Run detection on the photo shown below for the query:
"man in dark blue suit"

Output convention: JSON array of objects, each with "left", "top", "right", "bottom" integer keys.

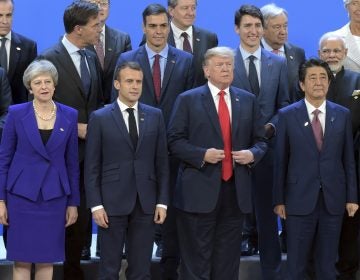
[
  {"left": 0, "top": 0, "right": 37, "bottom": 104},
  {"left": 232, "top": 5, "right": 289, "bottom": 279},
  {"left": 260, "top": 3, "right": 306, "bottom": 103},
  {"left": 168, "top": 46, "right": 267, "bottom": 280},
  {"left": 85, "top": 61, "right": 169, "bottom": 280},
  {"left": 40, "top": 2, "right": 104, "bottom": 279},
  {"left": 113, "top": 4, "right": 194, "bottom": 279},
  {"left": 273, "top": 58, "right": 359, "bottom": 280},
  {"left": 318, "top": 32, "right": 360, "bottom": 280},
  {"left": 167, "top": 0, "right": 218, "bottom": 87}
]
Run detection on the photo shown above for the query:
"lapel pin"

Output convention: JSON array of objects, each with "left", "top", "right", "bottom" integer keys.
[
  {"left": 331, "top": 117, "right": 335, "bottom": 122},
  {"left": 304, "top": 122, "right": 308, "bottom": 126},
  {"left": 140, "top": 118, "right": 144, "bottom": 122},
  {"left": 171, "top": 60, "right": 175, "bottom": 64},
  {"left": 16, "top": 47, "right": 21, "bottom": 51},
  {"left": 108, "top": 48, "right": 112, "bottom": 51},
  {"left": 60, "top": 128, "right": 64, "bottom": 131},
  {"left": 289, "top": 55, "right": 294, "bottom": 60},
  {"left": 196, "top": 38, "right": 200, "bottom": 42},
  {"left": 235, "top": 98, "right": 239, "bottom": 102}
]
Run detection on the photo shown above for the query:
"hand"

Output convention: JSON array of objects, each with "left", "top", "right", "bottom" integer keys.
[
  {"left": 0, "top": 201, "right": 8, "bottom": 225},
  {"left": 93, "top": 208, "right": 109, "bottom": 228},
  {"left": 203, "top": 148, "right": 225, "bottom": 164},
  {"left": 154, "top": 207, "right": 167, "bottom": 224},
  {"left": 78, "top": 123, "right": 88, "bottom": 139},
  {"left": 65, "top": 206, "right": 78, "bottom": 227},
  {"left": 274, "top": 204, "right": 286, "bottom": 220},
  {"left": 232, "top": 150, "right": 254, "bottom": 165},
  {"left": 264, "top": 124, "right": 275, "bottom": 139},
  {"left": 346, "top": 203, "right": 359, "bottom": 217}
]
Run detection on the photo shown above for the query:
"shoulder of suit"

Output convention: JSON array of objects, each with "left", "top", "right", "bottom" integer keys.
[
  {"left": 168, "top": 45, "right": 193, "bottom": 59},
  {"left": 8, "top": 102, "right": 31, "bottom": 116},
  {"left": 327, "top": 100, "right": 349, "bottom": 113},
  {"left": 230, "top": 86, "right": 255, "bottom": 100},
  {"left": 56, "top": 102, "right": 78, "bottom": 116},
  {"left": 105, "top": 25, "right": 130, "bottom": 38},
  {"left": 285, "top": 42, "right": 305, "bottom": 54},
  {"left": 11, "top": 31, "right": 37, "bottom": 46},
  {"left": 139, "top": 102, "right": 161, "bottom": 114},
  {"left": 193, "top": 25, "right": 217, "bottom": 38}
]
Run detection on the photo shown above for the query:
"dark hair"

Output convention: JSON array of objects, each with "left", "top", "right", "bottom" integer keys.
[
  {"left": 142, "top": 4, "right": 169, "bottom": 25},
  {"left": 63, "top": 1, "right": 99, "bottom": 33},
  {"left": 298, "top": 58, "right": 333, "bottom": 83},
  {"left": 234, "top": 4, "right": 264, "bottom": 27},
  {"left": 114, "top": 61, "right": 143, "bottom": 81}
]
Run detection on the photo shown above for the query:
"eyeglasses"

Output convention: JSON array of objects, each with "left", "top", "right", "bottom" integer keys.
[{"left": 88, "top": 0, "right": 109, "bottom": 7}]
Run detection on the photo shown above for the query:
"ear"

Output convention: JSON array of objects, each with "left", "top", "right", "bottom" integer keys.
[
  {"left": 234, "top": 25, "right": 240, "bottom": 35},
  {"left": 299, "top": 81, "right": 305, "bottom": 92},
  {"left": 113, "top": 79, "right": 121, "bottom": 90}
]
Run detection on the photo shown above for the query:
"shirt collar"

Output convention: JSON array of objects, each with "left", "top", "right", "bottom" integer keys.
[
  {"left": 261, "top": 38, "right": 285, "bottom": 53},
  {"left": 239, "top": 44, "right": 262, "bottom": 61},
  {"left": 208, "top": 81, "right": 230, "bottom": 99},
  {"left": 304, "top": 98, "right": 326, "bottom": 115},
  {"left": 145, "top": 43, "right": 169, "bottom": 60},
  {"left": 1, "top": 31, "right": 11, "bottom": 41},
  {"left": 117, "top": 98, "right": 139, "bottom": 112},
  {"left": 170, "top": 21, "right": 193, "bottom": 40},
  {"left": 62, "top": 35, "right": 82, "bottom": 54}
]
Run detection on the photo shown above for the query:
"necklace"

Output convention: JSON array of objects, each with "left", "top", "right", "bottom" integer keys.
[{"left": 33, "top": 100, "right": 57, "bottom": 121}]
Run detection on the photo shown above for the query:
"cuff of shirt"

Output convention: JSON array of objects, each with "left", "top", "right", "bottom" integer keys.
[
  {"left": 156, "top": 204, "right": 167, "bottom": 210},
  {"left": 91, "top": 205, "right": 104, "bottom": 213}
]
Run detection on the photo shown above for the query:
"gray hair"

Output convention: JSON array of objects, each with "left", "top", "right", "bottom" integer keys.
[
  {"left": 344, "top": 0, "right": 352, "bottom": 7},
  {"left": 23, "top": 59, "right": 58, "bottom": 90},
  {"left": 318, "top": 32, "right": 347, "bottom": 49},
  {"left": 260, "top": 3, "right": 288, "bottom": 27},
  {"left": 168, "top": 0, "right": 197, "bottom": 8},
  {"left": 203, "top": 47, "right": 235, "bottom": 66}
]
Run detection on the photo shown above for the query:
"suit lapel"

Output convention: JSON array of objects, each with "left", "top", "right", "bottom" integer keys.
[
  {"left": 167, "top": 28, "right": 176, "bottom": 47},
  {"left": 260, "top": 49, "right": 273, "bottom": 97},
  {"left": 104, "top": 25, "right": 114, "bottom": 71},
  {"left": 234, "top": 48, "right": 252, "bottom": 92},
  {"left": 21, "top": 103, "right": 50, "bottom": 160},
  {"left": 161, "top": 47, "right": 176, "bottom": 99},
  {"left": 137, "top": 104, "right": 147, "bottom": 152},
  {"left": 294, "top": 100, "right": 319, "bottom": 153},
  {"left": 322, "top": 101, "right": 336, "bottom": 152},
  {"left": 202, "top": 86, "right": 222, "bottom": 139},
  {"left": 192, "top": 26, "right": 201, "bottom": 55},
  {"left": 45, "top": 104, "right": 71, "bottom": 152},
  {"left": 230, "top": 88, "right": 241, "bottom": 137},
  {"left": 137, "top": 46, "right": 156, "bottom": 101},
  {"left": 8, "top": 32, "right": 22, "bottom": 81},
  {"left": 110, "top": 102, "right": 134, "bottom": 150}
]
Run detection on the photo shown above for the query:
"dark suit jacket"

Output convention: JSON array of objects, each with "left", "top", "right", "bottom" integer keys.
[
  {"left": 168, "top": 25, "right": 218, "bottom": 87},
  {"left": 0, "top": 67, "right": 12, "bottom": 134},
  {"left": 85, "top": 102, "right": 169, "bottom": 216},
  {"left": 112, "top": 45, "right": 194, "bottom": 125},
  {"left": 100, "top": 25, "right": 132, "bottom": 103},
  {"left": 273, "top": 100, "right": 357, "bottom": 215},
  {"left": 8, "top": 32, "right": 37, "bottom": 104},
  {"left": 326, "top": 67, "right": 360, "bottom": 137},
  {"left": 40, "top": 40, "right": 104, "bottom": 161},
  {"left": 0, "top": 102, "right": 79, "bottom": 205},
  {"left": 284, "top": 42, "right": 306, "bottom": 102},
  {"left": 167, "top": 85, "right": 267, "bottom": 214},
  {"left": 232, "top": 48, "right": 290, "bottom": 127}
]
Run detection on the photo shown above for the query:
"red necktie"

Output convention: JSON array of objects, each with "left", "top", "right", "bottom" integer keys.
[
  {"left": 218, "top": 91, "right": 233, "bottom": 181},
  {"left": 311, "top": 109, "right": 323, "bottom": 151},
  {"left": 181, "top": 32, "right": 192, "bottom": 53},
  {"left": 152, "top": 54, "right": 161, "bottom": 102}
]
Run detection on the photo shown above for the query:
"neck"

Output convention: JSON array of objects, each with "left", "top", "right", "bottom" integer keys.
[
  {"left": 146, "top": 43, "right": 166, "bottom": 53},
  {"left": 241, "top": 43, "right": 259, "bottom": 54},
  {"left": 306, "top": 97, "right": 325, "bottom": 108},
  {"left": 65, "top": 33, "right": 87, "bottom": 49}
]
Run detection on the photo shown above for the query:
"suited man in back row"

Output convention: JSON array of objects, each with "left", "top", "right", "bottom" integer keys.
[
  {"left": 40, "top": 1, "right": 104, "bottom": 279},
  {"left": 274, "top": 58, "right": 359, "bottom": 280},
  {"left": 0, "top": 0, "right": 37, "bottom": 104}
]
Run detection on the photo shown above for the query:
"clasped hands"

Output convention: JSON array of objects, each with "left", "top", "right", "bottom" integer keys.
[{"left": 203, "top": 148, "right": 254, "bottom": 165}]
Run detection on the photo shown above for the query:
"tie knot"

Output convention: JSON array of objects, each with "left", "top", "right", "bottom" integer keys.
[
  {"left": 218, "top": 90, "right": 226, "bottom": 97},
  {"left": 78, "top": 49, "right": 86, "bottom": 57},
  {"left": 1, "top": 37, "right": 6, "bottom": 44},
  {"left": 181, "top": 32, "right": 188, "bottom": 39},
  {"left": 312, "top": 109, "right": 320, "bottom": 117},
  {"left": 126, "top": 107, "right": 135, "bottom": 115},
  {"left": 249, "top": 55, "right": 256, "bottom": 62},
  {"left": 272, "top": 49, "right": 280, "bottom": 54}
]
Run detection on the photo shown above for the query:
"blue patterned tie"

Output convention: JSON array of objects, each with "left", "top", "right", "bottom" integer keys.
[{"left": 78, "top": 50, "right": 91, "bottom": 96}]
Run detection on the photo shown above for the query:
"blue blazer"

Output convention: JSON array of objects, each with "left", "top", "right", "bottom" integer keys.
[
  {"left": 85, "top": 102, "right": 169, "bottom": 216},
  {"left": 0, "top": 102, "right": 80, "bottom": 205},
  {"left": 232, "top": 47, "right": 290, "bottom": 127},
  {"left": 273, "top": 100, "right": 358, "bottom": 215},
  {"left": 167, "top": 85, "right": 267, "bottom": 213},
  {"left": 112, "top": 45, "right": 195, "bottom": 125}
]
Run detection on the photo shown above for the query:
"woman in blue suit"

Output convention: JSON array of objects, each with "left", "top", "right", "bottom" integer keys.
[{"left": 0, "top": 59, "right": 80, "bottom": 280}]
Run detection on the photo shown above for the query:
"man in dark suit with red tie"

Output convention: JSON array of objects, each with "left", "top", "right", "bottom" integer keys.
[
  {"left": 40, "top": 1, "right": 103, "bottom": 279},
  {"left": 85, "top": 61, "right": 169, "bottom": 280},
  {"left": 168, "top": 46, "right": 267, "bottom": 280},
  {"left": 0, "top": 0, "right": 37, "bottom": 104},
  {"left": 273, "top": 58, "right": 359, "bottom": 280}
]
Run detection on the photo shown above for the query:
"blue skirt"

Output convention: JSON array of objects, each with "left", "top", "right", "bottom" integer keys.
[{"left": 6, "top": 191, "right": 67, "bottom": 263}]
